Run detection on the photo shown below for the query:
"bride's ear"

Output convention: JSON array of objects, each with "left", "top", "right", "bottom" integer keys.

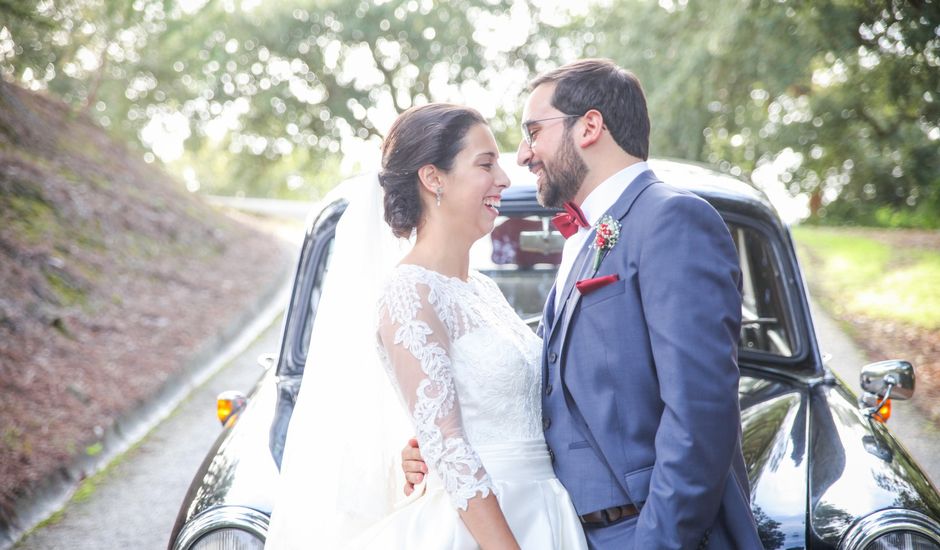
[{"left": 417, "top": 164, "right": 442, "bottom": 197}]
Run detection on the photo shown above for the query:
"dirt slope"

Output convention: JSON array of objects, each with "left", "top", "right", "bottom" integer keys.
[{"left": 0, "top": 81, "right": 288, "bottom": 525}]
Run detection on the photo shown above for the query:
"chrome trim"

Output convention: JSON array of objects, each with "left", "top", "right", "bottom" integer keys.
[
  {"left": 257, "top": 353, "right": 276, "bottom": 371},
  {"left": 839, "top": 508, "right": 940, "bottom": 550},
  {"left": 860, "top": 360, "right": 915, "bottom": 400},
  {"left": 172, "top": 505, "right": 269, "bottom": 550}
]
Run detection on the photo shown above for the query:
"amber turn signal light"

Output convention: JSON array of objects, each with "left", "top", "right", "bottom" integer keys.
[
  {"left": 217, "top": 391, "right": 247, "bottom": 425},
  {"left": 873, "top": 398, "right": 892, "bottom": 423}
]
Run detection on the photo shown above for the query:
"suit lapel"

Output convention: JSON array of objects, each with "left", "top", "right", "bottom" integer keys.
[
  {"left": 548, "top": 170, "right": 661, "bottom": 357},
  {"left": 547, "top": 239, "right": 593, "bottom": 342},
  {"left": 541, "top": 285, "right": 557, "bottom": 335},
  {"left": 557, "top": 246, "right": 600, "bottom": 341}
]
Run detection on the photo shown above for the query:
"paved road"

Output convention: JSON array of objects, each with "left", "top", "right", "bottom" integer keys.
[
  {"left": 13, "top": 319, "right": 282, "bottom": 550},
  {"left": 811, "top": 300, "right": 940, "bottom": 486}
]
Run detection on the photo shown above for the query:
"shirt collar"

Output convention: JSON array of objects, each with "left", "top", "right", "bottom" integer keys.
[{"left": 579, "top": 161, "right": 649, "bottom": 226}]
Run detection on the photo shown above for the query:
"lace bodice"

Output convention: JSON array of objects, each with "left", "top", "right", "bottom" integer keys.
[{"left": 376, "top": 264, "right": 543, "bottom": 510}]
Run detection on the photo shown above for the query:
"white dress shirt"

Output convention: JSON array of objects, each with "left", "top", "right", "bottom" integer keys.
[{"left": 554, "top": 161, "right": 649, "bottom": 312}]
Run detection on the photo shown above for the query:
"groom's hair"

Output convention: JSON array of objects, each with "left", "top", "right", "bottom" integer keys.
[{"left": 529, "top": 59, "right": 650, "bottom": 160}]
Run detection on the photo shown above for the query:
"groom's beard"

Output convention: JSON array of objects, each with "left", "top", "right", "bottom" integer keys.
[{"left": 537, "top": 128, "right": 588, "bottom": 208}]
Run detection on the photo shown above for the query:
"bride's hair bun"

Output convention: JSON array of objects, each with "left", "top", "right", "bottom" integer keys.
[{"left": 379, "top": 104, "right": 485, "bottom": 238}]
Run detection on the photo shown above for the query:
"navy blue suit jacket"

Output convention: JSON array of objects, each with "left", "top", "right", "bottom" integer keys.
[{"left": 540, "top": 170, "right": 762, "bottom": 549}]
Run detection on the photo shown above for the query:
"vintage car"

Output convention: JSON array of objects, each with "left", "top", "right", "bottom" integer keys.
[{"left": 168, "top": 158, "right": 940, "bottom": 550}]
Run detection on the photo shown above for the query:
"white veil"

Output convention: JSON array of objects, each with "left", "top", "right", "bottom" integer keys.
[{"left": 265, "top": 174, "right": 415, "bottom": 549}]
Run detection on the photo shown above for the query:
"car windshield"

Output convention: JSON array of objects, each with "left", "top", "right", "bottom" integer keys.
[{"left": 471, "top": 214, "right": 797, "bottom": 358}]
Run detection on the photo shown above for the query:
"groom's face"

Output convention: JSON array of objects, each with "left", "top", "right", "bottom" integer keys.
[{"left": 517, "top": 84, "right": 587, "bottom": 208}]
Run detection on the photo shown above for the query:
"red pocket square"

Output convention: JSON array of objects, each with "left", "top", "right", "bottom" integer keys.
[{"left": 576, "top": 274, "right": 620, "bottom": 295}]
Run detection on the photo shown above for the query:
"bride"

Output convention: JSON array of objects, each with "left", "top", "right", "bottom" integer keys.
[{"left": 264, "top": 103, "right": 587, "bottom": 549}]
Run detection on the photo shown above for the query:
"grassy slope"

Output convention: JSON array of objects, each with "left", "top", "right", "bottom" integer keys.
[
  {"left": 0, "top": 81, "right": 287, "bottom": 523},
  {"left": 793, "top": 225, "right": 940, "bottom": 421},
  {"left": 793, "top": 227, "right": 940, "bottom": 329}
]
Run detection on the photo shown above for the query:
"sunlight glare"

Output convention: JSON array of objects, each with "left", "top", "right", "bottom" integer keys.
[
  {"left": 751, "top": 151, "right": 810, "bottom": 225},
  {"left": 141, "top": 110, "right": 191, "bottom": 163}
]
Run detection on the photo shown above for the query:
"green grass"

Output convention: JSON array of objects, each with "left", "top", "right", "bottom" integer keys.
[
  {"left": 793, "top": 226, "right": 940, "bottom": 329},
  {"left": 44, "top": 270, "right": 87, "bottom": 308},
  {"left": 2, "top": 195, "right": 62, "bottom": 245}
]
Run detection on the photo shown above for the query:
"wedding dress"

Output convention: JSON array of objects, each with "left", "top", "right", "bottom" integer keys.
[
  {"left": 357, "top": 264, "right": 588, "bottom": 549},
  {"left": 264, "top": 175, "right": 586, "bottom": 549}
]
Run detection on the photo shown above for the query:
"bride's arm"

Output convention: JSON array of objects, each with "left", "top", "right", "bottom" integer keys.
[
  {"left": 378, "top": 282, "right": 519, "bottom": 550},
  {"left": 459, "top": 495, "right": 519, "bottom": 550}
]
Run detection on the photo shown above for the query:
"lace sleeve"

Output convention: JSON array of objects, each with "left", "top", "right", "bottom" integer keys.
[{"left": 377, "top": 275, "right": 494, "bottom": 511}]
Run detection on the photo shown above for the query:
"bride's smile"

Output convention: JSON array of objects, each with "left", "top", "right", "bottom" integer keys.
[{"left": 425, "top": 123, "right": 511, "bottom": 244}]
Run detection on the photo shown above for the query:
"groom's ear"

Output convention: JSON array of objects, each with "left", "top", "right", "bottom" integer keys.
[{"left": 577, "top": 109, "right": 605, "bottom": 148}]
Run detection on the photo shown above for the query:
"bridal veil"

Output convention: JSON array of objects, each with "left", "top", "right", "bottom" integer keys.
[{"left": 265, "top": 174, "right": 415, "bottom": 549}]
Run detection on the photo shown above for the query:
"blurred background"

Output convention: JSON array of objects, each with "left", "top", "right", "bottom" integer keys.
[{"left": 2, "top": 0, "right": 937, "bottom": 224}]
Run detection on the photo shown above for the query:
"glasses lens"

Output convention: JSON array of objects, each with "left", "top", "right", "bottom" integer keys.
[{"left": 522, "top": 115, "right": 579, "bottom": 145}]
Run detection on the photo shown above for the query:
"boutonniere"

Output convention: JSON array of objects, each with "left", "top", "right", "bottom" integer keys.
[{"left": 590, "top": 215, "right": 621, "bottom": 271}]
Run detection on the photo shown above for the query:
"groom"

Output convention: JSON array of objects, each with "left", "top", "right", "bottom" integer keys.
[{"left": 404, "top": 59, "right": 762, "bottom": 549}]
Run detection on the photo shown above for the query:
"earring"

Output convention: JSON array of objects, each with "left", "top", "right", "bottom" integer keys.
[{"left": 435, "top": 186, "right": 442, "bottom": 207}]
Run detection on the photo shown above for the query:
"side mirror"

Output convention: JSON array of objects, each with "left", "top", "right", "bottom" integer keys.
[
  {"left": 860, "top": 360, "right": 915, "bottom": 400},
  {"left": 859, "top": 360, "right": 915, "bottom": 423}
]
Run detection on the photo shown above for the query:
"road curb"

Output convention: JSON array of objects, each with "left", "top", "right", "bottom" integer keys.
[{"left": 1, "top": 255, "right": 294, "bottom": 550}]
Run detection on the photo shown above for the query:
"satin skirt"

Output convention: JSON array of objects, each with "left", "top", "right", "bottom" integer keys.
[{"left": 348, "top": 440, "right": 588, "bottom": 550}]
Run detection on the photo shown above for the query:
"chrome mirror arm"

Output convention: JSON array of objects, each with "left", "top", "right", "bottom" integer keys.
[{"left": 863, "top": 381, "right": 894, "bottom": 418}]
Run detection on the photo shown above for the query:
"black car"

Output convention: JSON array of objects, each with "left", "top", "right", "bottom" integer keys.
[{"left": 169, "top": 159, "right": 940, "bottom": 550}]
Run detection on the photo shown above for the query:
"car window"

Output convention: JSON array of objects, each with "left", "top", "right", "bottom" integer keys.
[
  {"left": 297, "top": 236, "right": 334, "bottom": 364},
  {"left": 471, "top": 215, "right": 560, "bottom": 322},
  {"left": 470, "top": 215, "right": 796, "bottom": 358},
  {"left": 728, "top": 223, "right": 796, "bottom": 358}
]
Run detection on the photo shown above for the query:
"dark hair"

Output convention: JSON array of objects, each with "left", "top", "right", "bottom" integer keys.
[
  {"left": 378, "top": 103, "right": 486, "bottom": 238},
  {"left": 529, "top": 58, "right": 650, "bottom": 160}
]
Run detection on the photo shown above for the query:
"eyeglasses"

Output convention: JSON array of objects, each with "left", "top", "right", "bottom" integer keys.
[{"left": 521, "top": 114, "right": 582, "bottom": 146}]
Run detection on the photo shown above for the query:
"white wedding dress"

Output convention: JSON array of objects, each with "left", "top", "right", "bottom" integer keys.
[
  {"left": 354, "top": 264, "right": 586, "bottom": 549},
  {"left": 264, "top": 175, "right": 586, "bottom": 550}
]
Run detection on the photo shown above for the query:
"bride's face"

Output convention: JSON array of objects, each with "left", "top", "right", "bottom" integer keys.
[{"left": 437, "top": 123, "right": 511, "bottom": 241}]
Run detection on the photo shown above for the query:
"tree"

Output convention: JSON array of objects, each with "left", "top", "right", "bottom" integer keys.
[
  {"left": 36, "top": 0, "right": 565, "bottom": 197},
  {"left": 788, "top": 0, "right": 940, "bottom": 226},
  {"left": 4, "top": 0, "right": 937, "bottom": 221},
  {"left": 578, "top": 0, "right": 939, "bottom": 226}
]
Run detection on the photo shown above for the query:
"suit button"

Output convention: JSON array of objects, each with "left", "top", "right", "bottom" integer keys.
[
  {"left": 543, "top": 417, "right": 551, "bottom": 430},
  {"left": 549, "top": 352, "right": 557, "bottom": 363},
  {"left": 545, "top": 383, "right": 553, "bottom": 396}
]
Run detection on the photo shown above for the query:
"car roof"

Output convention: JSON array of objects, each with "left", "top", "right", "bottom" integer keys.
[{"left": 498, "top": 156, "right": 783, "bottom": 227}]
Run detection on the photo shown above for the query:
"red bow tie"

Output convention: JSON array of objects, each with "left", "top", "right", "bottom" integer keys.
[{"left": 552, "top": 201, "right": 590, "bottom": 238}]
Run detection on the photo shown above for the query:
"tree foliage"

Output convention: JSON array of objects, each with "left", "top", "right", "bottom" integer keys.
[
  {"left": 2, "top": 0, "right": 938, "bottom": 225},
  {"left": 577, "top": 0, "right": 940, "bottom": 226}
]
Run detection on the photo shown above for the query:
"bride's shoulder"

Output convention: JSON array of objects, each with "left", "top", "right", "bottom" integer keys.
[
  {"left": 379, "top": 264, "right": 434, "bottom": 298},
  {"left": 385, "top": 263, "right": 432, "bottom": 284},
  {"left": 468, "top": 270, "right": 501, "bottom": 293}
]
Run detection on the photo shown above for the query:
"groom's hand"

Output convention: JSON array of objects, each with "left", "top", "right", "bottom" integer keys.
[{"left": 401, "top": 437, "right": 427, "bottom": 496}]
